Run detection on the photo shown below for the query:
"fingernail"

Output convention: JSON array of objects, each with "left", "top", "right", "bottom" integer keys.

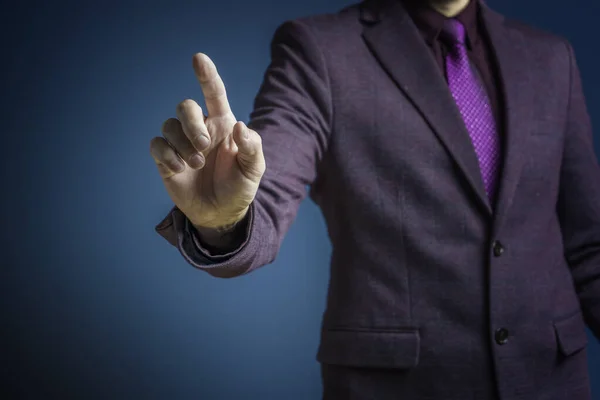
[{"left": 189, "top": 153, "right": 205, "bottom": 169}]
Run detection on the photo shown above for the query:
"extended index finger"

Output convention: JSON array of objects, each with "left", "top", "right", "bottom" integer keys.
[{"left": 192, "top": 53, "right": 232, "bottom": 118}]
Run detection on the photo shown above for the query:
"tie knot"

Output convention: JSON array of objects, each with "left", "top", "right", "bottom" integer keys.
[{"left": 441, "top": 19, "right": 466, "bottom": 46}]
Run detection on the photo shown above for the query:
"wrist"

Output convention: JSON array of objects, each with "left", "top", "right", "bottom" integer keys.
[
  {"left": 191, "top": 207, "right": 249, "bottom": 238},
  {"left": 193, "top": 222, "right": 238, "bottom": 241}
]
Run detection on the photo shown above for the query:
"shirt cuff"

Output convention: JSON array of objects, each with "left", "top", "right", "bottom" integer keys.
[{"left": 181, "top": 205, "right": 254, "bottom": 264}]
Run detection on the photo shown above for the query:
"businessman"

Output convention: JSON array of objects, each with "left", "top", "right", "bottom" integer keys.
[{"left": 149, "top": 0, "right": 600, "bottom": 398}]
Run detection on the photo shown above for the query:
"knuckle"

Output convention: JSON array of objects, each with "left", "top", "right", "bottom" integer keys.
[
  {"left": 188, "top": 134, "right": 200, "bottom": 146},
  {"left": 165, "top": 159, "right": 181, "bottom": 170},
  {"left": 157, "top": 143, "right": 173, "bottom": 160},
  {"left": 151, "top": 144, "right": 170, "bottom": 162},
  {"left": 164, "top": 152, "right": 183, "bottom": 170},
  {"left": 176, "top": 98, "right": 197, "bottom": 114},
  {"left": 246, "top": 165, "right": 264, "bottom": 180},
  {"left": 149, "top": 137, "right": 164, "bottom": 158},
  {"left": 162, "top": 118, "right": 180, "bottom": 133},
  {"left": 190, "top": 134, "right": 210, "bottom": 151},
  {"left": 239, "top": 157, "right": 264, "bottom": 180},
  {"left": 186, "top": 117, "right": 207, "bottom": 135},
  {"left": 149, "top": 136, "right": 163, "bottom": 149}
]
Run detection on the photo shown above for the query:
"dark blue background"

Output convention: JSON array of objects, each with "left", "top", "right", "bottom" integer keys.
[{"left": 2, "top": 0, "right": 598, "bottom": 398}]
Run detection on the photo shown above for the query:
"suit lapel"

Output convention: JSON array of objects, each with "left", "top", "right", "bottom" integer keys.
[
  {"left": 361, "top": 0, "right": 492, "bottom": 215},
  {"left": 479, "top": 4, "right": 534, "bottom": 232}
]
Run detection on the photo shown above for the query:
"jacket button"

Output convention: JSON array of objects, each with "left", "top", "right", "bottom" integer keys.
[
  {"left": 495, "top": 328, "right": 509, "bottom": 345},
  {"left": 492, "top": 241, "right": 505, "bottom": 257}
]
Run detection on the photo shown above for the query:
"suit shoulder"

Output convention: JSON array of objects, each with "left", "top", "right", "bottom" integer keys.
[
  {"left": 272, "top": 2, "right": 364, "bottom": 43},
  {"left": 298, "top": 2, "right": 363, "bottom": 30},
  {"left": 502, "top": 16, "right": 569, "bottom": 49}
]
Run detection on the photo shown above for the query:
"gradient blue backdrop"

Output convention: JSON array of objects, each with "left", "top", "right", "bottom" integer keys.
[{"left": 2, "top": 0, "right": 599, "bottom": 398}]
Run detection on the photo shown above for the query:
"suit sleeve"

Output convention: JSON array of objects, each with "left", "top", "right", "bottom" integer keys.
[
  {"left": 154, "top": 19, "right": 332, "bottom": 278},
  {"left": 557, "top": 41, "right": 600, "bottom": 338}
]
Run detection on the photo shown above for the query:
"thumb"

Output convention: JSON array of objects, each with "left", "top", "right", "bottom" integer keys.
[{"left": 232, "top": 121, "right": 265, "bottom": 181}]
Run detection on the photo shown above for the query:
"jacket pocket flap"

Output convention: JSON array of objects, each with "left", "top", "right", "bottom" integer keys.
[
  {"left": 554, "top": 311, "right": 588, "bottom": 356},
  {"left": 317, "top": 328, "right": 420, "bottom": 369}
]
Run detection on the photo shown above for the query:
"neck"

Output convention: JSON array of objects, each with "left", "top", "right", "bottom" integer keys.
[{"left": 429, "top": 0, "right": 471, "bottom": 17}]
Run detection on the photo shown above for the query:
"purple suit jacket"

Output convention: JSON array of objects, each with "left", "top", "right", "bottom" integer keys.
[{"left": 156, "top": 0, "right": 600, "bottom": 398}]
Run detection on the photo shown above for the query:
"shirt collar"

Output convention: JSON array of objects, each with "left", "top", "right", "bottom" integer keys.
[{"left": 402, "top": 0, "right": 480, "bottom": 48}]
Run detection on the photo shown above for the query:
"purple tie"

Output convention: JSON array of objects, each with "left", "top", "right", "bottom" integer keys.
[{"left": 442, "top": 19, "right": 500, "bottom": 202}]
